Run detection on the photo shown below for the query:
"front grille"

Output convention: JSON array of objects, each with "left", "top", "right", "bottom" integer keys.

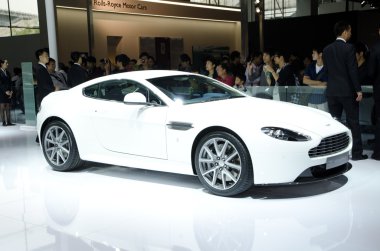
[{"left": 308, "top": 133, "right": 350, "bottom": 158}]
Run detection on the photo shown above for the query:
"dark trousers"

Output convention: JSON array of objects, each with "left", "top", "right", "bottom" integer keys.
[{"left": 327, "top": 96, "right": 363, "bottom": 157}]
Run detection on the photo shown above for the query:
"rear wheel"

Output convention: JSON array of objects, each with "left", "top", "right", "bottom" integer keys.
[
  {"left": 42, "top": 121, "right": 83, "bottom": 171},
  {"left": 195, "top": 131, "right": 253, "bottom": 196}
]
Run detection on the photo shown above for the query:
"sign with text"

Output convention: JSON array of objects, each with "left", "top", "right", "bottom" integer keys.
[
  {"left": 93, "top": 0, "right": 148, "bottom": 12},
  {"left": 92, "top": 0, "right": 240, "bottom": 21}
]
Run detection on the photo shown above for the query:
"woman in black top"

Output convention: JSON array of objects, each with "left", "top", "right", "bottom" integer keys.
[{"left": 0, "top": 59, "right": 14, "bottom": 126}]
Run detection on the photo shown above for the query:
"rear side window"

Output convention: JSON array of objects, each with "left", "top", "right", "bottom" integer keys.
[
  {"left": 83, "top": 84, "right": 99, "bottom": 98},
  {"left": 99, "top": 80, "right": 126, "bottom": 102},
  {"left": 83, "top": 79, "right": 165, "bottom": 105}
]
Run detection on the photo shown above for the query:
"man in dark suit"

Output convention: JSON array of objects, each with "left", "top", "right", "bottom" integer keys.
[
  {"left": 35, "top": 48, "right": 55, "bottom": 143},
  {"left": 67, "top": 51, "right": 88, "bottom": 87},
  {"left": 323, "top": 20, "right": 367, "bottom": 161},
  {"left": 368, "top": 25, "right": 380, "bottom": 160},
  {"left": 35, "top": 48, "right": 55, "bottom": 108}
]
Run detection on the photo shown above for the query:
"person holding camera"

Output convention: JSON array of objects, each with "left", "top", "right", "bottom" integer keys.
[
  {"left": 67, "top": 51, "right": 88, "bottom": 88},
  {"left": 135, "top": 52, "right": 150, "bottom": 71},
  {"left": 245, "top": 52, "right": 263, "bottom": 86}
]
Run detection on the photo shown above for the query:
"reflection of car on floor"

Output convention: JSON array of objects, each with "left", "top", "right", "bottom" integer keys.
[
  {"left": 43, "top": 169, "right": 256, "bottom": 251},
  {"left": 42, "top": 170, "right": 353, "bottom": 251},
  {"left": 37, "top": 70, "right": 353, "bottom": 196}
]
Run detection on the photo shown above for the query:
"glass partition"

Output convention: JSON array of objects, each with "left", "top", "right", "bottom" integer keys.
[
  {"left": 246, "top": 85, "right": 374, "bottom": 126},
  {"left": 21, "top": 62, "right": 36, "bottom": 126}
]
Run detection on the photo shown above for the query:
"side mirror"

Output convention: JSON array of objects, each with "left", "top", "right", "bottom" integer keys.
[{"left": 123, "top": 92, "right": 147, "bottom": 105}]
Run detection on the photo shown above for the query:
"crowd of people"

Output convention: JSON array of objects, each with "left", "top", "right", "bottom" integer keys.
[{"left": 0, "top": 20, "right": 379, "bottom": 160}]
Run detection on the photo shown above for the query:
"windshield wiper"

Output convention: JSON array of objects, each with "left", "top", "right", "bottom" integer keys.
[{"left": 228, "top": 96, "right": 245, "bottom": 99}]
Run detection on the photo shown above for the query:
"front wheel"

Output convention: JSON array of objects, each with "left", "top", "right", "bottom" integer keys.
[
  {"left": 194, "top": 131, "right": 253, "bottom": 196},
  {"left": 41, "top": 120, "right": 83, "bottom": 171}
]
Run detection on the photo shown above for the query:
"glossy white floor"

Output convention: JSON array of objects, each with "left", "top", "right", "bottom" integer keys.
[{"left": 0, "top": 125, "right": 379, "bottom": 251}]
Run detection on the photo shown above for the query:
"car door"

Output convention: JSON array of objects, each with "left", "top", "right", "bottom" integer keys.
[{"left": 84, "top": 79, "right": 168, "bottom": 159}]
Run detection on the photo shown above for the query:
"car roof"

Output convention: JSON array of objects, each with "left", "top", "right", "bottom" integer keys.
[
  {"left": 77, "top": 70, "right": 199, "bottom": 89},
  {"left": 70, "top": 70, "right": 198, "bottom": 92},
  {"left": 110, "top": 70, "right": 197, "bottom": 80}
]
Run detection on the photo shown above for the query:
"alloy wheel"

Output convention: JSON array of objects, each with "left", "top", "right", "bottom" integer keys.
[
  {"left": 44, "top": 125, "right": 71, "bottom": 166},
  {"left": 198, "top": 137, "right": 242, "bottom": 190}
]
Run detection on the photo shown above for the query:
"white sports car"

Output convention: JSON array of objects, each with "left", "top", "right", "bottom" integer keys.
[{"left": 37, "top": 70, "right": 352, "bottom": 196}]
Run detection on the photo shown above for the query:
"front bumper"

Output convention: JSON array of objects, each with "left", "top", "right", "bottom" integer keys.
[{"left": 294, "top": 162, "right": 352, "bottom": 183}]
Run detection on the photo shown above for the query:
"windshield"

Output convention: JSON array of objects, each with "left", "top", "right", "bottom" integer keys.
[{"left": 147, "top": 75, "right": 246, "bottom": 104}]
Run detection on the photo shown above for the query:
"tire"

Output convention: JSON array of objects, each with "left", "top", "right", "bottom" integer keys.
[
  {"left": 194, "top": 131, "right": 253, "bottom": 196},
  {"left": 41, "top": 120, "right": 83, "bottom": 171}
]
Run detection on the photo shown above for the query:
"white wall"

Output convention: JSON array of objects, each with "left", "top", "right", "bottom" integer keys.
[
  {"left": 56, "top": 7, "right": 241, "bottom": 66},
  {"left": 56, "top": 8, "right": 89, "bottom": 63}
]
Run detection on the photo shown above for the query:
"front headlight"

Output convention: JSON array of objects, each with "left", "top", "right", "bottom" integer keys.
[{"left": 261, "top": 127, "right": 311, "bottom": 141}]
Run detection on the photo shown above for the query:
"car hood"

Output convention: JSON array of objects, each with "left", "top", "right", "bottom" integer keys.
[{"left": 169, "top": 97, "right": 347, "bottom": 135}]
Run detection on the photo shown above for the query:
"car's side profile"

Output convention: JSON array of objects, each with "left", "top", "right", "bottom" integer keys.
[{"left": 37, "top": 70, "right": 352, "bottom": 196}]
